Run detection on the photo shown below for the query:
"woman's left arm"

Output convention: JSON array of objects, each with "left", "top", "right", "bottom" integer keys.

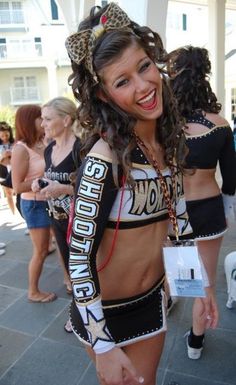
[
  {"left": 41, "top": 180, "right": 74, "bottom": 198},
  {"left": 219, "top": 126, "right": 236, "bottom": 221},
  {"left": 219, "top": 126, "right": 236, "bottom": 195}
]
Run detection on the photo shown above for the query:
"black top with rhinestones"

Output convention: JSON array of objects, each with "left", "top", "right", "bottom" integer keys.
[{"left": 184, "top": 113, "right": 236, "bottom": 195}]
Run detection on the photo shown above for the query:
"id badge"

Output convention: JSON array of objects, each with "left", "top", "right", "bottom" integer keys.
[{"left": 163, "top": 239, "right": 205, "bottom": 297}]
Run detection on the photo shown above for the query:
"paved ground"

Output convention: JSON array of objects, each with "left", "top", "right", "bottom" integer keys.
[{"left": 0, "top": 196, "right": 236, "bottom": 385}]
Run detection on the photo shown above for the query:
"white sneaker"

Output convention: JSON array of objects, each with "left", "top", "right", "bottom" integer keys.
[
  {"left": 0, "top": 249, "right": 5, "bottom": 256},
  {"left": 185, "top": 331, "right": 203, "bottom": 360},
  {"left": 0, "top": 242, "right": 6, "bottom": 249}
]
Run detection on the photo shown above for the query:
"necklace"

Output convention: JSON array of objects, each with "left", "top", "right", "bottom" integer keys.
[{"left": 134, "top": 132, "right": 179, "bottom": 239}]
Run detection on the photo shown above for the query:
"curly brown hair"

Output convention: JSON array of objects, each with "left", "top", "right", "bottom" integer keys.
[
  {"left": 0, "top": 121, "right": 14, "bottom": 144},
  {"left": 168, "top": 45, "right": 221, "bottom": 118},
  {"left": 67, "top": 4, "right": 187, "bottom": 186}
]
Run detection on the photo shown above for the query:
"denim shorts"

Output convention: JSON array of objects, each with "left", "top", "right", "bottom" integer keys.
[{"left": 20, "top": 199, "right": 51, "bottom": 229}]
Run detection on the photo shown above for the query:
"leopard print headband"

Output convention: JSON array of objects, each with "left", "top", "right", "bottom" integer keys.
[{"left": 65, "top": 2, "right": 131, "bottom": 83}]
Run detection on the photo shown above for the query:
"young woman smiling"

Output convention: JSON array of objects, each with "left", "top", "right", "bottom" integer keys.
[{"left": 65, "top": 3, "right": 217, "bottom": 384}]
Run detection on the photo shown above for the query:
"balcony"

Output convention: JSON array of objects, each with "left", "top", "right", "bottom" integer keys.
[
  {"left": 0, "top": 41, "right": 42, "bottom": 61},
  {"left": 10, "top": 86, "right": 41, "bottom": 105}
]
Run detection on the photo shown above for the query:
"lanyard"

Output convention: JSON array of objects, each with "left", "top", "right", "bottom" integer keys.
[
  {"left": 134, "top": 133, "right": 179, "bottom": 240},
  {"left": 97, "top": 175, "right": 126, "bottom": 272}
]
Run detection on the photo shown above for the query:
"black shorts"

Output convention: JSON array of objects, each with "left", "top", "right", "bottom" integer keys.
[
  {"left": 0, "top": 164, "right": 8, "bottom": 180},
  {"left": 186, "top": 194, "right": 227, "bottom": 240},
  {"left": 70, "top": 276, "right": 167, "bottom": 348}
]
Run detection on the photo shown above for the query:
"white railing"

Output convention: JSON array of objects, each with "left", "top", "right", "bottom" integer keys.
[
  {"left": 0, "top": 44, "right": 6, "bottom": 58},
  {"left": 0, "top": 42, "right": 42, "bottom": 60},
  {"left": 10, "top": 87, "right": 41, "bottom": 104},
  {"left": 0, "top": 9, "right": 24, "bottom": 25}
]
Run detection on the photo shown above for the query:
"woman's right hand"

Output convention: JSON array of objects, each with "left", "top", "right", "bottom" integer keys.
[
  {"left": 96, "top": 347, "right": 144, "bottom": 385},
  {"left": 31, "top": 178, "right": 40, "bottom": 193},
  {"left": 200, "top": 286, "right": 219, "bottom": 329},
  {"left": 0, "top": 149, "right": 11, "bottom": 165}
]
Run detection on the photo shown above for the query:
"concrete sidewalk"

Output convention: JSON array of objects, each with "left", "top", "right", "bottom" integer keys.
[{"left": 0, "top": 196, "right": 236, "bottom": 385}]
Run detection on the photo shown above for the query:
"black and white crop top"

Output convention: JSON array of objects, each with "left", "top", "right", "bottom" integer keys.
[
  {"left": 184, "top": 113, "right": 236, "bottom": 195},
  {"left": 69, "top": 145, "right": 192, "bottom": 354}
]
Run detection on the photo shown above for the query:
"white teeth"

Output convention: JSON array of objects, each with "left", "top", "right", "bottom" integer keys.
[{"left": 138, "top": 90, "right": 155, "bottom": 104}]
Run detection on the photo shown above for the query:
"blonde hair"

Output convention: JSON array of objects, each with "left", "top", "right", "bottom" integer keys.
[{"left": 43, "top": 96, "right": 81, "bottom": 134}]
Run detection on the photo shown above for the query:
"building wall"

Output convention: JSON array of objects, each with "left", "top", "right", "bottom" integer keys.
[
  {"left": 166, "top": 0, "right": 236, "bottom": 125},
  {"left": 0, "top": 67, "right": 50, "bottom": 103},
  {"left": 57, "top": 66, "right": 73, "bottom": 98},
  {"left": 166, "top": 1, "right": 208, "bottom": 51},
  {"left": 0, "top": 0, "right": 235, "bottom": 125},
  {"left": 0, "top": 0, "right": 72, "bottom": 113}
]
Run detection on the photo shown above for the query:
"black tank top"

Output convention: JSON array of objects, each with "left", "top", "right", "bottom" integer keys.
[{"left": 44, "top": 138, "right": 81, "bottom": 216}]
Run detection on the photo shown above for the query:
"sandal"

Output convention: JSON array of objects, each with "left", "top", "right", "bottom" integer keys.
[
  {"left": 47, "top": 245, "right": 56, "bottom": 255},
  {"left": 64, "top": 319, "right": 73, "bottom": 333},
  {"left": 64, "top": 282, "right": 72, "bottom": 295},
  {"left": 66, "top": 285, "right": 73, "bottom": 295},
  {"left": 28, "top": 292, "right": 57, "bottom": 303}
]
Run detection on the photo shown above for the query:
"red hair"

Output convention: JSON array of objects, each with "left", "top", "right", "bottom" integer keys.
[{"left": 15, "top": 104, "right": 41, "bottom": 147}]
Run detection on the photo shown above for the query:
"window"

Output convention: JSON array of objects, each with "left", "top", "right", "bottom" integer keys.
[
  {"left": 50, "top": 0, "right": 58, "bottom": 20},
  {"left": 12, "top": 76, "right": 39, "bottom": 102},
  {"left": 0, "top": 2, "right": 11, "bottom": 23},
  {"left": 182, "top": 14, "right": 187, "bottom": 31},
  {"left": 14, "top": 76, "right": 24, "bottom": 88},
  {"left": 0, "top": 37, "right": 6, "bottom": 58},
  {"left": 34, "top": 37, "right": 42, "bottom": 56},
  {"left": 12, "top": 1, "right": 23, "bottom": 23},
  {"left": 167, "top": 12, "right": 188, "bottom": 31},
  {"left": 0, "top": 1, "right": 24, "bottom": 24}
]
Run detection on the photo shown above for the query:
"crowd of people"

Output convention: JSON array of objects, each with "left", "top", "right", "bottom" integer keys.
[{"left": 0, "top": 3, "right": 235, "bottom": 385}]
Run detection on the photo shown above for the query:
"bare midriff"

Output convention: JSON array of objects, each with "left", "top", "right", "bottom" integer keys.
[
  {"left": 97, "top": 219, "right": 169, "bottom": 300},
  {"left": 184, "top": 168, "right": 220, "bottom": 201}
]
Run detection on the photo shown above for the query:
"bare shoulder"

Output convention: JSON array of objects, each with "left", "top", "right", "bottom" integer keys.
[
  {"left": 205, "top": 112, "right": 229, "bottom": 127},
  {"left": 88, "top": 138, "right": 113, "bottom": 161},
  {"left": 11, "top": 143, "right": 28, "bottom": 160},
  {"left": 11, "top": 143, "right": 29, "bottom": 168}
]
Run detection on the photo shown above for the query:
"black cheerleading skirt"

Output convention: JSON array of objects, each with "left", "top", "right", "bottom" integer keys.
[
  {"left": 186, "top": 194, "right": 227, "bottom": 240},
  {"left": 70, "top": 276, "right": 167, "bottom": 348}
]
